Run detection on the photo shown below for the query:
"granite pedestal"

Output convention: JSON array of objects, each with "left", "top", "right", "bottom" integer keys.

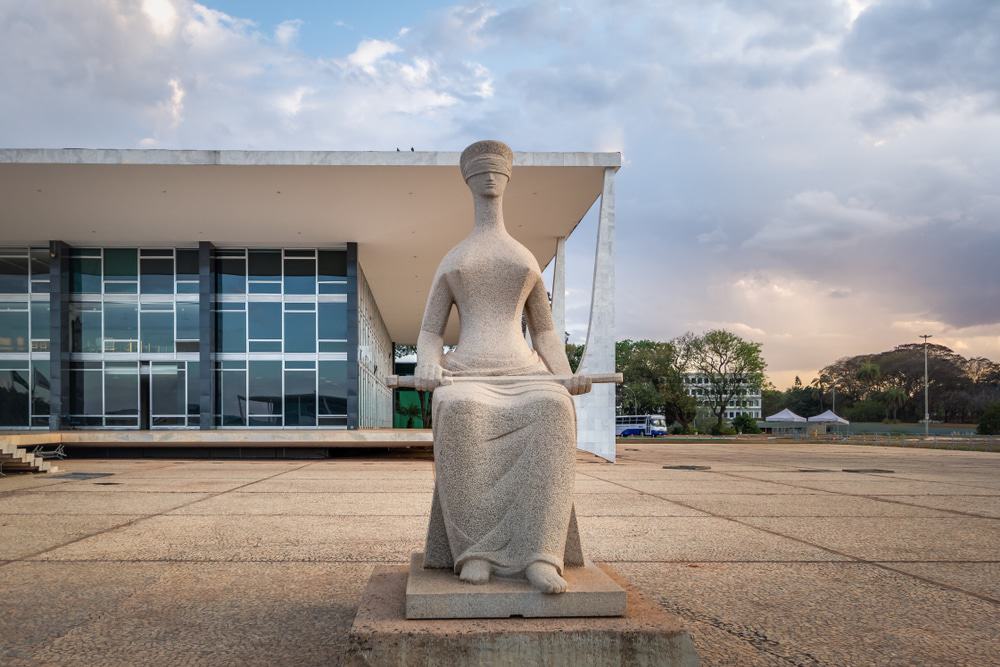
[
  {"left": 348, "top": 561, "right": 699, "bottom": 666},
  {"left": 405, "top": 552, "right": 626, "bottom": 619}
]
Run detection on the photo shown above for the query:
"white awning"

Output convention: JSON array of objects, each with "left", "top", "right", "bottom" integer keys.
[
  {"left": 807, "top": 410, "right": 850, "bottom": 424},
  {"left": 765, "top": 408, "right": 807, "bottom": 422}
]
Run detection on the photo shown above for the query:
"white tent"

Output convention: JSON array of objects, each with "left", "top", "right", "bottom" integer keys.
[
  {"left": 765, "top": 408, "right": 807, "bottom": 422},
  {"left": 807, "top": 410, "right": 850, "bottom": 425}
]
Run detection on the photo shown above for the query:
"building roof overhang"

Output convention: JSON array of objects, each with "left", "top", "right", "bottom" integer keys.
[{"left": 0, "top": 148, "right": 619, "bottom": 343}]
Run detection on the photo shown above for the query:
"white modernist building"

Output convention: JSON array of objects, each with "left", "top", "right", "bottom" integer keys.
[
  {"left": 0, "top": 147, "right": 620, "bottom": 460},
  {"left": 683, "top": 372, "right": 762, "bottom": 421}
]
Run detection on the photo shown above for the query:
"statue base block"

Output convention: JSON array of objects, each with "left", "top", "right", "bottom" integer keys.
[
  {"left": 405, "top": 552, "right": 626, "bottom": 619},
  {"left": 348, "top": 557, "right": 699, "bottom": 666}
]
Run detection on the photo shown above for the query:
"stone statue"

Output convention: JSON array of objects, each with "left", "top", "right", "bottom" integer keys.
[{"left": 415, "top": 140, "right": 592, "bottom": 595}]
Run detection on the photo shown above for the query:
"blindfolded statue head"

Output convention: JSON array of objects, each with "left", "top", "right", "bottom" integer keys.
[{"left": 460, "top": 140, "right": 513, "bottom": 199}]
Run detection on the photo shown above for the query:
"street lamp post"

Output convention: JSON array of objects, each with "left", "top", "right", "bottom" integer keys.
[{"left": 920, "top": 334, "right": 932, "bottom": 437}]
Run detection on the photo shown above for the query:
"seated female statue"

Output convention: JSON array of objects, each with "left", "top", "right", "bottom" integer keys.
[{"left": 415, "top": 140, "right": 592, "bottom": 594}]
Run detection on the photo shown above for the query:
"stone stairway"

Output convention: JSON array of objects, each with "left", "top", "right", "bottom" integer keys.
[{"left": 0, "top": 437, "right": 59, "bottom": 475}]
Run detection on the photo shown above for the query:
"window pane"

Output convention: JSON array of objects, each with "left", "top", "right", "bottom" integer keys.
[
  {"left": 284, "top": 258, "right": 315, "bottom": 295},
  {"left": 0, "top": 369, "right": 29, "bottom": 426},
  {"left": 284, "top": 370, "right": 316, "bottom": 426},
  {"left": 0, "top": 256, "right": 29, "bottom": 293},
  {"left": 217, "top": 311, "right": 246, "bottom": 353},
  {"left": 105, "top": 302, "right": 138, "bottom": 345},
  {"left": 249, "top": 361, "right": 282, "bottom": 417},
  {"left": 105, "top": 363, "right": 138, "bottom": 416},
  {"left": 186, "top": 361, "right": 200, "bottom": 416},
  {"left": 319, "top": 301, "right": 347, "bottom": 340},
  {"left": 71, "top": 257, "right": 101, "bottom": 293},
  {"left": 70, "top": 303, "right": 102, "bottom": 353},
  {"left": 103, "top": 249, "right": 137, "bottom": 279},
  {"left": 284, "top": 311, "right": 315, "bottom": 353},
  {"left": 30, "top": 249, "right": 51, "bottom": 281},
  {"left": 141, "top": 311, "right": 174, "bottom": 353},
  {"left": 175, "top": 249, "right": 198, "bottom": 282},
  {"left": 217, "top": 370, "right": 247, "bottom": 426},
  {"left": 70, "top": 369, "right": 102, "bottom": 415},
  {"left": 319, "top": 361, "right": 347, "bottom": 416},
  {"left": 248, "top": 250, "right": 281, "bottom": 282},
  {"left": 31, "top": 360, "right": 50, "bottom": 417},
  {"left": 318, "top": 250, "right": 347, "bottom": 280},
  {"left": 140, "top": 258, "right": 173, "bottom": 294},
  {"left": 216, "top": 258, "right": 246, "bottom": 294},
  {"left": 176, "top": 302, "right": 199, "bottom": 341},
  {"left": 0, "top": 309, "right": 28, "bottom": 352},
  {"left": 151, "top": 363, "right": 186, "bottom": 416},
  {"left": 248, "top": 302, "right": 281, "bottom": 340}
]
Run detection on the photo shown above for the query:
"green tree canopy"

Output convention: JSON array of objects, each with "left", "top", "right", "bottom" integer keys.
[{"left": 687, "top": 329, "right": 767, "bottom": 428}]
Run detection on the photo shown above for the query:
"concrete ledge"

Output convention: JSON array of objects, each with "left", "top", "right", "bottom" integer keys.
[
  {"left": 349, "top": 563, "right": 699, "bottom": 666},
  {"left": 405, "top": 552, "right": 626, "bottom": 619},
  {"left": 0, "top": 429, "right": 433, "bottom": 449}
]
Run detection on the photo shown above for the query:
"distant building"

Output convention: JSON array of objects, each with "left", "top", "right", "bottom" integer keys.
[{"left": 683, "top": 372, "right": 762, "bottom": 421}]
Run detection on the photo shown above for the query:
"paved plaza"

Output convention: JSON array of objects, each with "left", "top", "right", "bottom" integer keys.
[{"left": 1, "top": 442, "right": 998, "bottom": 666}]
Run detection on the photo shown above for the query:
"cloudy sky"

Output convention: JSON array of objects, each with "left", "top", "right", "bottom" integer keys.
[{"left": 2, "top": 0, "right": 998, "bottom": 387}]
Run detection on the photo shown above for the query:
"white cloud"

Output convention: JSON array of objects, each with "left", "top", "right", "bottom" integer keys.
[
  {"left": 344, "top": 39, "right": 401, "bottom": 73},
  {"left": 274, "top": 19, "right": 302, "bottom": 47},
  {"left": 142, "top": 0, "right": 179, "bottom": 38}
]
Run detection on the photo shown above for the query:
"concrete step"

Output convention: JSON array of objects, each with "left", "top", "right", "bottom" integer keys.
[{"left": 0, "top": 441, "right": 57, "bottom": 474}]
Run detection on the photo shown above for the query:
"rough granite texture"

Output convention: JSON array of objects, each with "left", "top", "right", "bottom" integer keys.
[
  {"left": 415, "top": 140, "right": 591, "bottom": 588},
  {"left": 350, "top": 563, "right": 698, "bottom": 666}
]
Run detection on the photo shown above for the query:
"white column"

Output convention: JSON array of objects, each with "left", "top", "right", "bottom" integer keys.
[
  {"left": 574, "top": 167, "right": 616, "bottom": 462},
  {"left": 551, "top": 236, "right": 566, "bottom": 339}
]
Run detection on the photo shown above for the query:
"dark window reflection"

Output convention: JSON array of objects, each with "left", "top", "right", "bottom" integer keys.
[
  {"left": 141, "top": 311, "right": 174, "bottom": 353},
  {"left": 176, "top": 302, "right": 199, "bottom": 341},
  {"left": 187, "top": 361, "right": 200, "bottom": 416},
  {"left": 284, "top": 311, "right": 315, "bottom": 353},
  {"left": 216, "top": 258, "right": 246, "bottom": 294},
  {"left": 248, "top": 302, "right": 281, "bottom": 340},
  {"left": 175, "top": 249, "right": 198, "bottom": 282},
  {"left": 216, "top": 370, "right": 247, "bottom": 426},
  {"left": 30, "top": 302, "right": 49, "bottom": 342},
  {"left": 284, "top": 370, "right": 316, "bottom": 426},
  {"left": 319, "top": 302, "right": 347, "bottom": 341},
  {"left": 0, "top": 257, "right": 29, "bottom": 293},
  {"left": 319, "top": 361, "right": 347, "bottom": 416},
  {"left": 105, "top": 302, "right": 138, "bottom": 350},
  {"left": 0, "top": 308, "right": 28, "bottom": 353},
  {"left": 318, "top": 250, "right": 347, "bottom": 279},
  {"left": 70, "top": 366, "right": 103, "bottom": 416},
  {"left": 284, "top": 258, "right": 315, "bottom": 295},
  {"left": 31, "top": 361, "right": 50, "bottom": 417},
  {"left": 104, "top": 363, "right": 138, "bottom": 416},
  {"left": 217, "top": 311, "right": 246, "bottom": 353},
  {"left": 104, "top": 249, "right": 137, "bottom": 280},
  {"left": 0, "top": 368, "right": 29, "bottom": 427},
  {"left": 249, "top": 361, "right": 282, "bottom": 416},
  {"left": 151, "top": 363, "right": 186, "bottom": 417},
  {"left": 141, "top": 258, "right": 174, "bottom": 294},
  {"left": 70, "top": 303, "right": 102, "bottom": 353},
  {"left": 71, "top": 258, "right": 101, "bottom": 293},
  {"left": 249, "top": 250, "right": 281, "bottom": 282}
]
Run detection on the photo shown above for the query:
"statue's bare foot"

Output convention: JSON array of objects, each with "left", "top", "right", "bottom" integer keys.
[
  {"left": 459, "top": 559, "right": 491, "bottom": 585},
  {"left": 525, "top": 562, "right": 567, "bottom": 594}
]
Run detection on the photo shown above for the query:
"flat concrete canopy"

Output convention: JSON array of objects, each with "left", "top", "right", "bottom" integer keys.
[{"left": 0, "top": 148, "right": 620, "bottom": 343}]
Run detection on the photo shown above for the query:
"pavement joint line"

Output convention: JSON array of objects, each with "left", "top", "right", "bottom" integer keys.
[
  {"left": 710, "top": 470, "right": 1000, "bottom": 520},
  {"left": 862, "top": 471, "right": 1000, "bottom": 492},
  {"left": 0, "top": 461, "right": 182, "bottom": 499},
  {"left": 575, "top": 470, "right": 1000, "bottom": 607},
  {"left": 0, "top": 460, "right": 318, "bottom": 569}
]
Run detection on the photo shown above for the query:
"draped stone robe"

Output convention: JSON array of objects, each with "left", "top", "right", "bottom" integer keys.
[{"left": 421, "top": 233, "right": 585, "bottom": 575}]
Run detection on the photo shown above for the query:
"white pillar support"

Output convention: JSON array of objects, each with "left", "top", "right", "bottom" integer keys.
[
  {"left": 574, "top": 167, "right": 616, "bottom": 462},
  {"left": 551, "top": 236, "right": 567, "bottom": 340}
]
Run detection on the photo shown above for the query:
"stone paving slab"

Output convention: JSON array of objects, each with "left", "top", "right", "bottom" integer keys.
[
  {"left": 6, "top": 562, "right": 371, "bottom": 667},
  {"left": 741, "top": 516, "right": 1000, "bottom": 561},
  {"left": 0, "top": 491, "right": 212, "bottom": 516},
  {"left": 170, "top": 491, "right": 434, "bottom": 516},
  {"left": 879, "top": 562, "right": 1000, "bottom": 601},
  {"left": 239, "top": 477, "right": 436, "bottom": 493},
  {"left": 0, "top": 475, "right": 70, "bottom": 493},
  {"left": 616, "top": 479, "right": 827, "bottom": 495},
  {"left": 580, "top": 516, "right": 848, "bottom": 562},
  {"left": 572, "top": 493, "right": 708, "bottom": 517},
  {"left": 886, "top": 494, "right": 1000, "bottom": 517},
  {"left": 0, "top": 514, "right": 142, "bottom": 559},
  {"left": 38, "top": 478, "right": 253, "bottom": 493},
  {"left": 765, "top": 478, "right": 999, "bottom": 496},
  {"left": 616, "top": 562, "right": 1000, "bottom": 667},
  {"left": 34, "top": 514, "right": 425, "bottom": 562},
  {"left": 660, "top": 493, "right": 958, "bottom": 517}
]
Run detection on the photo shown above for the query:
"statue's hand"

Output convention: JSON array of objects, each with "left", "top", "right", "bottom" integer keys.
[
  {"left": 563, "top": 373, "right": 592, "bottom": 396},
  {"left": 414, "top": 363, "right": 452, "bottom": 391}
]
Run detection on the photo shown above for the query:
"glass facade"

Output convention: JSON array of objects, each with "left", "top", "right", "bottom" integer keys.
[
  {"left": 0, "top": 245, "right": 354, "bottom": 430},
  {"left": 0, "top": 247, "right": 49, "bottom": 427}
]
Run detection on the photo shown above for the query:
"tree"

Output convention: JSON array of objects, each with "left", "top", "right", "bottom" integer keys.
[
  {"left": 732, "top": 413, "right": 759, "bottom": 434},
  {"left": 880, "top": 386, "right": 908, "bottom": 421},
  {"left": 616, "top": 338, "right": 698, "bottom": 429},
  {"left": 688, "top": 330, "right": 767, "bottom": 429},
  {"left": 978, "top": 403, "right": 1000, "bottom": 435},
  {"left": 565, "top": 343, "right": 584, "bottom": 373}
]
